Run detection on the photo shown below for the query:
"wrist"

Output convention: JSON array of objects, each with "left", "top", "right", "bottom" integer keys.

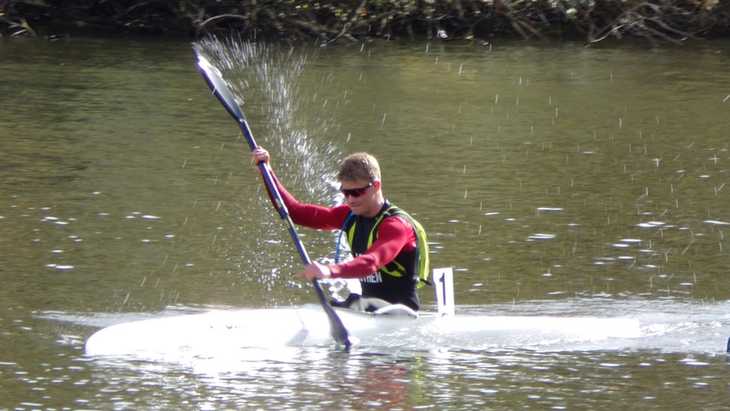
[{"left": 322, "top": 264, "right": 333, "bottom": 279}]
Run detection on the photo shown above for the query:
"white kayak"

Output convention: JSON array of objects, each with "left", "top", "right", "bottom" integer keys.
[{"left": 85, "top": 305, "right": 641, "bottom": 359}]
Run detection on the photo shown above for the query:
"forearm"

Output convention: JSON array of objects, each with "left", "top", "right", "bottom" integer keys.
[{"left": 329, "top": 253, "right": 383, "bottom": 279}]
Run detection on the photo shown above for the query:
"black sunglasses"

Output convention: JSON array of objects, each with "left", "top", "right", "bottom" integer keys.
[{"left": 340, "top": 182, "right": 373, "bottom": 198}]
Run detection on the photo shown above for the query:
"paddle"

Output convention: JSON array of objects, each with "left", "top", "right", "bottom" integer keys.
[{"left": 193, "top": 47, "right": 351, "bottom": 350}]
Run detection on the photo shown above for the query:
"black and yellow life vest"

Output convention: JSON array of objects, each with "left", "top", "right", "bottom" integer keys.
[{"left": 336, "top": 202, "right": 430, "bottom": 310}]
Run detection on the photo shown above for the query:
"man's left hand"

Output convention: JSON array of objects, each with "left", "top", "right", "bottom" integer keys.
[{"left": 298, "top": 262, "right": 332, "bottom": 281}]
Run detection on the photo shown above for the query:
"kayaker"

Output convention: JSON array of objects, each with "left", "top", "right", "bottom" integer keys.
[{"left": 252, "top": 147, "right": 429, "bottom": 312}]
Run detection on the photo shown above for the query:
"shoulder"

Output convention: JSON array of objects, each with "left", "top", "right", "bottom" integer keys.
[
  {"left": 332, "top": 203, "right": 351, "bottom": 213},
  {"left": 380, "top": 214, "right": 414, "bottom": 234},
  {"left": 332, "top": 203, "right": 352, "bottom": 214},
  {"left": 331, "top": 204, "right": 353, "bottom": 223},
  {"left": 382, "top": 206, "right": 413, "bottom": 228}
]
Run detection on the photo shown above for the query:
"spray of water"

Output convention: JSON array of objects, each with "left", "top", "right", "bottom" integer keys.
[
  {"left": 194, "top": 36, "right": 350, "bottom": 301},
  {"left": 196, "top": 36, "right": 340, "bottom": 198}
]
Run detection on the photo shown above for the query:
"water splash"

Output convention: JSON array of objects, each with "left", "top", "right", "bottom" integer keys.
[
  {"left": 194, "top": 37, "right": 347, "bottom": 296},
  {"left": 196, "top": 36, "right": 340, "bottom": 199}
]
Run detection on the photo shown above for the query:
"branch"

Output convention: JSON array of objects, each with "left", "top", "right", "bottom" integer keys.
[
  {"left": 328, "top": 0, "right": 368, "bottom": 44},
  {"left": 196, "top": 14, "right": 249, "bottom": 34}
]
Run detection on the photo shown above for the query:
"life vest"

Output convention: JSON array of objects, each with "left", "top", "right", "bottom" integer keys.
[{"left": 335, "top": 202, "right": 430, "bottom": 309}]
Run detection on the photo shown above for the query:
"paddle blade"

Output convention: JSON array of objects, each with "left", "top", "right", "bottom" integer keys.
[
  {"left": 315, "top": 281, "right": 352, "bottom": 350},
  {"left": 194, "top": 49, "right": 245, "bottom": 123}
]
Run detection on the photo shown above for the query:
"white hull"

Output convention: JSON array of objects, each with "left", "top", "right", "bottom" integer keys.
[{"left": 85, "top": 305, "right": 641, "bottom": 359}]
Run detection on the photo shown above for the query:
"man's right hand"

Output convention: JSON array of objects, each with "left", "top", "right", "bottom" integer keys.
[{"left": 252, "top": 147, "right": 270, "bottom": 165}]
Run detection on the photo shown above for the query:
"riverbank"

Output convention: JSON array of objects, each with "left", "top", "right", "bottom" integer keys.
[{"left": 2, "top": 0, "right": 729, "bottom": 44}]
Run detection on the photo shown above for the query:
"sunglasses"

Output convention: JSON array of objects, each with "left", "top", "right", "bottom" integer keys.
[{"left": 340, "top": 182, "right": 373, "bottom": 198}]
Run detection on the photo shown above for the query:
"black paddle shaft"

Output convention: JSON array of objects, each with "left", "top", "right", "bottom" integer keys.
[{"left": 193, "top": 47, "right": 351, "bottom": 349}]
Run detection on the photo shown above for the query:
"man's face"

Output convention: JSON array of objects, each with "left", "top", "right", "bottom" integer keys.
[{"left": 340, "top": 178, "right": 378, "bottom": 215}]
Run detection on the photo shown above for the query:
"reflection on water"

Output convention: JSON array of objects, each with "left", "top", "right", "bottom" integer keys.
[
  {"left": 7, "top": 340, "right": 727, "bottom": 410},
  {"left": 2, "top": 37, "right": 730, "bottom": 409}
]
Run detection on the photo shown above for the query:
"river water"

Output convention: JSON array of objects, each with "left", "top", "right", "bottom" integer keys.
[{"left": 2, "top": 36, "right": 730, "bottom": 409}]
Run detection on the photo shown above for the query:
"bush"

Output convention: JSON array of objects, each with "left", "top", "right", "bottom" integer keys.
[{"left": 1, "top": 0, "right": 728, "bottom": 43}]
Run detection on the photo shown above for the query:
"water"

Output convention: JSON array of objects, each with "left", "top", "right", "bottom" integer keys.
[{"left": 2, "top": 36, "right": 730, "bottom": 409}]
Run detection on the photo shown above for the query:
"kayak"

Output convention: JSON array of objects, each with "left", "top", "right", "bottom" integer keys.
[{"left": 85, "top": 304, "right": 641, "bottom": 358}]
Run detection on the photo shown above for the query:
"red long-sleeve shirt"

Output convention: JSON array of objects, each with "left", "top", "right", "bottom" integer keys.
[{"left": 267, "top": 174, "right": 416, "bottom": 279}]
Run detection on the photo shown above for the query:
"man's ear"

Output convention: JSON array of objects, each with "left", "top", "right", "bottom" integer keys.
[{"left": 373, "top": 180, "right": 382, "bottom": 190}]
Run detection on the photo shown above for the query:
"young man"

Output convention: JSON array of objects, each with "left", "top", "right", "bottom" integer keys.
[{"left": 252, "top": 147, "right": 429, "bottom": 311}]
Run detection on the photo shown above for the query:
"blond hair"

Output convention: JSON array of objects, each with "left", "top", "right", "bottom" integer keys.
[{"left": 337, "top": 152, "right": 381, "bottom": 182}]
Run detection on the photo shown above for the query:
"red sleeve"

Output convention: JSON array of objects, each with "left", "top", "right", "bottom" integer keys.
[
  {"left": 328, "top": 216, "right": 416, "bottom": 279},
  {"left": 263, "top": 171, "right": 350, "bottom": 230}
]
